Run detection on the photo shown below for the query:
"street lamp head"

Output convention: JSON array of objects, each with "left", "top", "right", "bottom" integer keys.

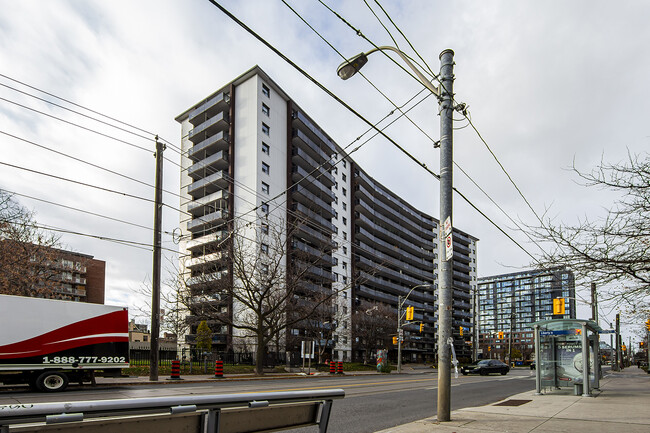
[{"left": 337, "top": 52, "right": 368, "bottom": 80}]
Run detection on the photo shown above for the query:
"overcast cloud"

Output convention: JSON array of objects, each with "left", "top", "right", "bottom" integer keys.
[{"left": 1, "top": 0, "right": 648, "bottom": 340}]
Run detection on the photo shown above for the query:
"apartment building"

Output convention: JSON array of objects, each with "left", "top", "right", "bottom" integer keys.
[
  {"left": 477, "top": 267, "right": 575, "bottom": 360},
  {"left": 176, "top": 66, "right": 478, "bottom": 362}
]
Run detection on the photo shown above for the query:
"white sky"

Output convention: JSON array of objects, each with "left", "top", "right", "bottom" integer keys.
[{"left": 0, "top": 0, "right": 647, "bottom": 344}]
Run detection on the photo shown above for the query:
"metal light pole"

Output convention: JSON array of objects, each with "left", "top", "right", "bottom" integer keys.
[
  {"left": 397, "top": 284, "right": 433, "bottom": 373},
  {"left": 437, "top": 49, "right": 455, "bottom": 422},
  {"left": 337, "top": 47, "right": 455, "bottom": 422}
]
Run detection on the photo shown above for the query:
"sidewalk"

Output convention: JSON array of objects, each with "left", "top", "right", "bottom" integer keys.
[{"left": 378, "top": 367, "right": 650, "bottom": 433}]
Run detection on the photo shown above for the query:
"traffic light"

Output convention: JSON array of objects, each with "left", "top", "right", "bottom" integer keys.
[
  {"left": 640, "top": 342, "right": 645, "bottom": 347},
  {"left": 405, "top": 306, "right": 414, "bottom": 321},
  {"left": 459, "top": 326, "right": 463, "bottom": 336},
  {"left": 646, "top": 319, "right": 650, "bottom": 331},
  {"left": 392, "top": 336, "right": 398, "bottom": 345},
  {"left": 420, "top": 323, "right": 424, "bottom": 333},
  {"left": 498, "top": 331, "right": 504, "bottom": 339},
  {"left": 622, "top": 344, "right": 627, "bottom": 352},
  {"left": 553, "top": 298, "right": 565, "bottom": 315}
]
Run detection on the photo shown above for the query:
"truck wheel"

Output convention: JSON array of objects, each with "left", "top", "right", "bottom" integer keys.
[{"left": 36, "top": 372, "right": 69, "bottom": 392}]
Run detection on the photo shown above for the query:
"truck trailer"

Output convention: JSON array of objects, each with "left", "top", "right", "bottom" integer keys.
[{"left": 0, "top": 294, "right": 129, "bottom": 392}]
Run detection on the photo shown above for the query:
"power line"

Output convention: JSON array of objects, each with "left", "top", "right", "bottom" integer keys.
[
  {"left": 206, "top": 0, "right": 539, "bottom": 262},
  {"left": 0, "top": 72, "right": 183, "bottom": 155}
]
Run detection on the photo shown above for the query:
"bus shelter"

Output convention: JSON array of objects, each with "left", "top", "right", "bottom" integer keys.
[{"left": 532, "top": 319, "right": 602, "bottom": 396}]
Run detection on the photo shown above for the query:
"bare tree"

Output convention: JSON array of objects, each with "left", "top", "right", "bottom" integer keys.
[
  {"left": 0, "top": 191, "right": 60, "bottom": 297},
  {"left": 182, "top": 216, "right": 341, "bottom": 375},
  {"left": 352, "top": 301, "right": 397, "bottom": 364},
  {"left": 528, "top": 153, "right": 650, "bottom": 317}
]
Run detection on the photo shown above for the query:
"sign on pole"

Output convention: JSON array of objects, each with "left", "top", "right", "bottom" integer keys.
[
  {"left": 443, "top": 217, "right": 452, "bottom": 237},
  {"left": 445, "top": 234, "right": 453, "bottom": 261}
]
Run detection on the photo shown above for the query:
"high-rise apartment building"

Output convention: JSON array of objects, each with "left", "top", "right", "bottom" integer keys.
[
  {"left": 477, "top": 267, "right": 575, "bottom": 360},
  {"left": 176, "top": 66, "right": 478, "bottom": 362}
]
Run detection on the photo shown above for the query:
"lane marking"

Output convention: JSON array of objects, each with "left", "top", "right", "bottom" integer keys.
[{"left": 230, "top": 377, "right": 438, "bottom": 394}]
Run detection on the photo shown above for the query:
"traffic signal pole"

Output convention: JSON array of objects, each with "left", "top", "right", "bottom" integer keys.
[{"left": 397, "top": 295, "right": 403, "bottom": 374}]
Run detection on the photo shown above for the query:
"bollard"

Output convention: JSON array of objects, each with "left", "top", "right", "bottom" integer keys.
[
  {"left": 214, "top": 360, "right": 223, "bottom": 378},
  {"left": 337, "top": 361, "right": 343, "bottom": 374},
  {"left": 330, "top": 361, "right": 336, "bottom": 374},
  {"left": 169, "top": 360, "right": 181, "bottom": 380}
]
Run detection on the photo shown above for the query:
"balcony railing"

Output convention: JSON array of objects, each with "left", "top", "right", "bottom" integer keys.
[
  {"left": 188, "top": 131, "right": 229, "bottom": 160},
  {"left": 188, "top": 150, "right": 229, "bottom": 179}
]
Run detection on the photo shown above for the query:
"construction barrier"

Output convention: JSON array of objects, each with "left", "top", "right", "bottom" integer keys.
[
  {"left": 169, "top": 360, "right": 181, "bottom": 380},
  {"left": 214, "top": 360, "right": 223, "bottom": 378},
  {"left": 337, "top": 361, "right": 343, "bottom": 374},
  {"left": 329, "top": 361, "right": 336, "bottom": 374}
]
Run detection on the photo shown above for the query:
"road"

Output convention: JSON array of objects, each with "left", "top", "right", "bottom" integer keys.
[{"left": 0, "top": 368, "right": 536, "bottom": 432}]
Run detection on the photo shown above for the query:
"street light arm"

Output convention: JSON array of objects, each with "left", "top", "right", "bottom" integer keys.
[{"left": 337, "top": 46, "right": 439, "bottom": 97}]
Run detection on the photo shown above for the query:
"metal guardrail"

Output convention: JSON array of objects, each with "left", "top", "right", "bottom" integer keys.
[{"left": 0, "top": 389, "right": 344, "bottom": 433}]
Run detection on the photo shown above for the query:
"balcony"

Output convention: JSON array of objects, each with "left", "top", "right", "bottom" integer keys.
[
  {"left": 295, "top": 223, "right": 336, "bottom": 249},
  {"left": 186, "top": 231, "right": 228, "bottom": 252},
  {"left": 355, "top": 255, "right": 426, "bottom": 288},
  {"left": 355, "top": 202, "right": 434, "bottom": 249},
  {"left": 291, "top": 165, "right": 335, "bottom": 203},
  {"left": 189, "top": 112, "right": 229, "bottom": 143},
  {"left": 355, "top": 212, "right": 434, "bottom": 259},
  {"left": 291, "top": 147, "right": 335, "bottom": 186},
  {"left": 355, "top": 169, "right": 434, "bottom": 229},
  {"left": 185, "top": 251, "right": 227, "bottom": 269},
  {"left": 292, "top": 128, "right": 331, "bottom": 164},
  {"left": 294, "top": 260, "right": 334, "bottom": 282},
  {"left": 186, "top": 270, "right": 229, "bottom": 288},
  {"left": 291, "top": 239, "right": 335, "bottom": 266},
  {"left": 188, "top": 131, "right": 229, "bottom": 160},
  {"left": 187, "top": 190, "right": 229, "bottom": 217},
  {"left": 187, "top": 170, "right": 229, "bottom": 198},
  {"left": 453, "top": 270, "right": 471, "bottom": 282},
  {"left": 187, "top": 210, "right": 228, "bottom": 233},
  {"left": 291, "top": 185, "right": 334, "bottom": 218},
  {"left": 355, "top": 241, "right": 433, "bottom": 281},
  {"left": 454, "top": 241, "right": 471, "bottom": 256},
  {"left": 188, "top": 91, "right": 229, "bottom": 126},
  {"left": 188, "top": 150, "right": 229, "bottom": 180},
  {"left": 453, "top": 260, "right": 471, "bottom": 273},
  {"left": 292, "top": 110, "right": 336, "bottom": 156},
  {"left": 355, "top": 226, "right": 428, "bottom": 267},
  {"left": 291, "top": 203, "right": 335, "bottom": 233}
]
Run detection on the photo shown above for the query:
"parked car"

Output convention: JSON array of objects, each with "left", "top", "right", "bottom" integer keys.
[{"left": 461, "top": 360, "right": 510, "bottom": 376}]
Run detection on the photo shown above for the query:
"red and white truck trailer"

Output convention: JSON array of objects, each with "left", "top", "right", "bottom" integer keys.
[{"left": 0, "top": 294, "right": 129, "bottom": 392}]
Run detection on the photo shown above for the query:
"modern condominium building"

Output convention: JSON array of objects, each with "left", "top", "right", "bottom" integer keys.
[
  {"left": 476, "top": 267, "right": 575, "bottom": 360},
  {"left": 175, "top": 66, "right": 478, "bottom": 362}
]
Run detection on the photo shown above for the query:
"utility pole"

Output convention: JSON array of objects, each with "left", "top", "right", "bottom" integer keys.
[
  {"left": 507, "top": 289, "right": 515, "bottom": 366},
  {"left": 590, "top": 282, "right": 598, "bottom": 324},
  {"left": 150, "top": 137, "right": 164, "bottom": 382},
  {"left": 614, "top": 313, "right": 620, "bottom": 371},
  {"left": 437, "top": 49, "right": 454, "bottom": 423}
]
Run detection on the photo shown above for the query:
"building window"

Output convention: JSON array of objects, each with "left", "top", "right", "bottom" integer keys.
[
  {"left": 343, "top": 246, "right": 347, "bottom": 254},
  {"left": 342, "top": 173, "right": 346, "bottom": 182},
  {"left": 262, "top": 142, "right": 270, "bottom": 155},
  {"left": 261, "top": 222, "right": 269, "bottom": 234},
  {"left": 262, "top": 83, "right": 270, "bottom": 97},
  {"left": 342, "top": 202, "right": 346, "bottom": 210},
  {"left": 334, "top": 181, "right": 338, "bottom": 190},
  {"left": 261, "top": 263, "right": 269, "bottom": 274},
  {"left": 342, "top": 217, "right": 347, "bottom": 225},
  {"left": 262, "top": 103, "right": 270, "bottom": 116},
  {"left": 342, "top": 187, "right": 347, "bottom": 197},
  {"left": 343, "top": 291, "right": 347, "bottom": 299},
  {"left": 261, "top": 243, "right": 269, "bottom": 254},
  {"left": 343, "top": 232, "right": 347, "bottom": 240},
  {"left": 343, "top": 160, "right": 347, "bottom": 168},
  {"left": 334, "top": 210, "right": 338, "bottom": 219},
  {"left": 262, "top": 162, "right": 270, "bottom": 174},
  {"left": 261, "top": 202, "right": 269, "bottom": 214},
  {"left": 342, "top": 262, "right": 347, "bottom": 270},
  {"left": 262, "top": 123, "right": 270, "bottom": 136},
  {"left": 262, "top": 182, "right": 270, "bottom": 194}
]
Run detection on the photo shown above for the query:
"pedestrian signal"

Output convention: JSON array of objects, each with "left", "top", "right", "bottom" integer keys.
[
  {"left": 392, "top": 336, "right": 398, "bottom": 345},
  {"left": 459, "top": 326, "right": 463, "bottom": 336},
  {"left": 498, "top": 331, "right": 504, "bottom": 339},
  {"left": 420, "top": 323, "right": 424, "bottom": 332}
]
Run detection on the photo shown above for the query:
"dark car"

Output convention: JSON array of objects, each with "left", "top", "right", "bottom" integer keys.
[{"left": 461, "top": 359, "right": 510, "bottom": 376}]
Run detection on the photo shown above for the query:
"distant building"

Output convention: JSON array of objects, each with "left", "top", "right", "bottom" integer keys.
[
  {"left": 477, "top": 267, "right": 575, "bottom": 360},
  {"left": 47, "top": 249, "right": 105, "bottom": 304}
]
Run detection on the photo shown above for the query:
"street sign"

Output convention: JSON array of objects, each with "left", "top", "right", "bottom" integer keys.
[
  {"left": 398, "top": 329, "right": 404, "bottom": 338},
  {"left": 445, "top": 234, "right": 453, "bottom": 261},
  {"left": 443, "top": 217, "right": 452, "bottom": 237},
  {"left": 599, "top": 329, "right": 616, "bottom": 334}
]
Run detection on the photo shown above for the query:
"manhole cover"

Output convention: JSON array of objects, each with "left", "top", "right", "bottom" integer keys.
[{"left": 493, "top": 399, "right": 532, "bottom": 407}]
